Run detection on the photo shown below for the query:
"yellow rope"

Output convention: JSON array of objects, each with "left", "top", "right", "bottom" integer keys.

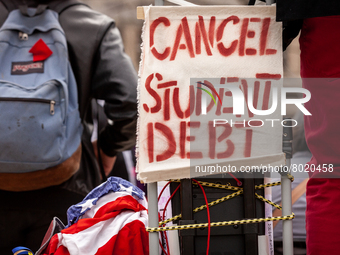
[
  {"left": 159, "top": 190, "right": 243, "bottom": 226},
  {"left": 154, "top": 177, "right": 294, "bottom": 232},
  {"left": 255, "top": 181, "right": 281, "bottom": 189},
  {"left": 169, "top": 179, "right": 242, "bottom": 191},
  {"left": 160, "top": 214, "right": 182, "bottom": 226},
  {"left": 255, "top": 193, "right": 282, "bottom": 210},
  {"left": 193, "top": 190, "right": 244, "bottom": 213},
  {"left": 148, "top": 213, "right": 295, "bottom": 232},
  {"left": 171, "top": 176, "right": 293, "bottom": 191}
]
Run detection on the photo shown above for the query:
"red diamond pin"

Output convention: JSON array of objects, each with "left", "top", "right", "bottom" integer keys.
[{"left": 29, "top": 39, "right": 53, "bottom": 62}]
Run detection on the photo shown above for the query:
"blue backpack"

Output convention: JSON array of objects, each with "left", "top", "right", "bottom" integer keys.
[{"left": 0, "top": 4, "right": 83, "bottom": 173}]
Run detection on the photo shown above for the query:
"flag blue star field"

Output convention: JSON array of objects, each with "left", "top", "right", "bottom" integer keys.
[{"left": 40, "top": 177, "right": 149, "bottom": 255}]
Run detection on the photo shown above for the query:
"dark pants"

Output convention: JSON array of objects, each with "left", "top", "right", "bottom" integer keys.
[{"left": 0, "top": 186, "right": 85, "bottom": 254}]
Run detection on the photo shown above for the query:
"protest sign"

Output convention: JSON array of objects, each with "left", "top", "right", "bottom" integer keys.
[{"left": 137, "top": 5, "right": 285, "bottom": 183}]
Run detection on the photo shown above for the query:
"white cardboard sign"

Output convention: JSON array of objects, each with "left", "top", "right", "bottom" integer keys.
[{"left": 137, "top": 6, "right": 285, "bottom": 183}]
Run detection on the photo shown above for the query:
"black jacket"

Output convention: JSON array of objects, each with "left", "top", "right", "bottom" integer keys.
[
  {"left": 257, "top": 0, "right": 340, "bottom": 50},
  {"left": 276, "top": 0, "right": 340, "bottom": 21},
  {"left": 275, "top": 0, "right": 340, "bottom": 50},
  {"left": 57, "top": 3, "right": 138, "bottom": 157},
  {"left": 0, "top": 0, "right": 138, "bottom": 193}
]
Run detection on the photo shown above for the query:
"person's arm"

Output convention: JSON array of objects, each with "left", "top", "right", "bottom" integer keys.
[{"left": 91, "top": 23, "right": 138, "bottom": 174}]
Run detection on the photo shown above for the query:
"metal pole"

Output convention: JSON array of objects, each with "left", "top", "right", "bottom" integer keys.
[
  {"left": 148, "top": 182, "right": 159, "bottom": 255},
  {"left": 281, "top": 159, "right": 294, "bottom": 255},
  {"left": 148, "top": 1, "right": 163, "bottom": 254},
  {"left": 281, "top": 120, "right": 294, "bottom": 255}
]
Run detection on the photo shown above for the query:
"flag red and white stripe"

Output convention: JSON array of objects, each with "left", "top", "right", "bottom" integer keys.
[{"left": 41, "top": 178, "right": 149, "bottom": 255}]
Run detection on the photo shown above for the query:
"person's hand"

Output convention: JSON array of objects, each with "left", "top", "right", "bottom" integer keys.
[{"left": 92, "top": 140, "right": 116, "bottom": 177}]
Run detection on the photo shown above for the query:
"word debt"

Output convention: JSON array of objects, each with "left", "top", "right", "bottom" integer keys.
[
  {"left": 149, "top": 15, "right": 278, "bottom": 61},
  {"left": 145, "top": 121, "right": 253, "bottom": 163}
]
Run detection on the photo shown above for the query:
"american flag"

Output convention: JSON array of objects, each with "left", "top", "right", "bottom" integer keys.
[{"left": 39, "top": 177, "right": 149, "bottom": 255}]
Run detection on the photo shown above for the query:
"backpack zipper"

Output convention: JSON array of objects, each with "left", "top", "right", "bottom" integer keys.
[{"left": 0, "top": 97, "right": 56, "bottom": 115}]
